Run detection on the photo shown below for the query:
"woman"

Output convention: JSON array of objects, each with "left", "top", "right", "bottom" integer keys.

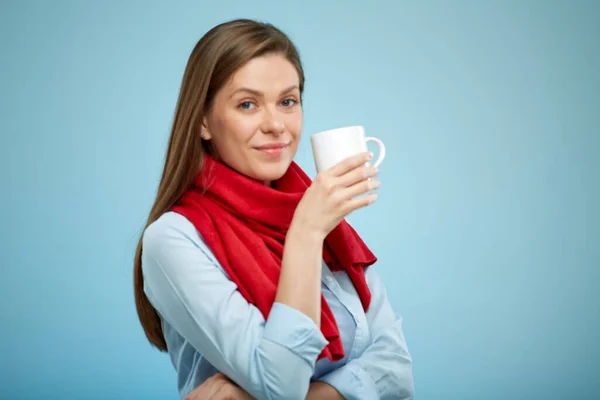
[{"left": 134, "top": 19, "right": 414, "bottom": 400}]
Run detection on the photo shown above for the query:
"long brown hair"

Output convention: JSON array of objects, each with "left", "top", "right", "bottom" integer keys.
[{"left": 134, "top": 19, "right": 305, "bottom": 351}]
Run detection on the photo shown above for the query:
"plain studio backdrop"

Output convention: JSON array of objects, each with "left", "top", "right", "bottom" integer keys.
[{"left": 1, "top": 1, "right": 598, "bottom": 399}]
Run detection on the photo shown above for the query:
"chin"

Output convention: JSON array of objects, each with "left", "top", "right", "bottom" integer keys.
[{"left": 251, "top": 160, "right": 291, "bottom": 182}]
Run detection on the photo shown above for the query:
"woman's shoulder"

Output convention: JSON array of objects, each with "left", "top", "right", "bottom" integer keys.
[
  {"left": 144, "top": 211, "right": 198, "bottom": 245},
  {"left": 141, "top": 211, "right": 229, "bottom": 281},
  {"left": 142, "top": 211, "right": 214, "bottom": 262}
]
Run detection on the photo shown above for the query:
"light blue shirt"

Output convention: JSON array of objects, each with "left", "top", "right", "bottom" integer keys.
[{"left": 142, "top": 211, "right": 414, "bottom": 399}]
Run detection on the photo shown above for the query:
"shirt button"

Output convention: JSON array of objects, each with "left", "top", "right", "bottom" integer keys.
[{"left": 326, "top": 276, "right": 333, "bottom": 283}]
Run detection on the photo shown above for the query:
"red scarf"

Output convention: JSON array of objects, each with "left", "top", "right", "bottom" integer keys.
[{"left": 171, "top": 155, "right": 377, "bottom": 361}]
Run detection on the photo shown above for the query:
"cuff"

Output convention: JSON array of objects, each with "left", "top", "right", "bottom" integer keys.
[
  {"left": 319, "top": 362, "right": 379, "bottom": 400},
  {"left": 263, "top": 302, "right": 329, "bottom": 367}
]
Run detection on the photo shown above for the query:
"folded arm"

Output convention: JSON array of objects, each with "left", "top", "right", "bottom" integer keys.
[
  {"left": 317, "top": 267, "right": 414, "bottom": 400},
  {"left": 141, "top": 213, "right": 328, "bottom": 400}
]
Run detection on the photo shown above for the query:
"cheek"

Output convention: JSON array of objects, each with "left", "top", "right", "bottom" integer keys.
[
  {"left": 286, "top": 111, "right": 303, "bottom": 137},
  {"left": 214, "top": 112, "right": 257, "bottom": 146}
]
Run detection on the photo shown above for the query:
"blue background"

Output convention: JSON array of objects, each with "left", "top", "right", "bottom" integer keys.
[{"left": 1, "top": 1, "right": 599, "bottom": 399}]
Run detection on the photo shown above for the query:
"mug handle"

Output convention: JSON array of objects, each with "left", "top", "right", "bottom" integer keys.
[{"left": 365, "top": 137, "right": 386, "bottom": 168}]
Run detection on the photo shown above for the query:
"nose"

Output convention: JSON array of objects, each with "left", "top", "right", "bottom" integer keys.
[{"left": 260, "top": 107, "right": 285, "bottom": 136}]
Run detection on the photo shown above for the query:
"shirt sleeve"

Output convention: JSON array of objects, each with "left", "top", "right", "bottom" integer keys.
[
  {"left": 141, "top": 213, "right": 328, "bottom": 400},
  {"left": 318, "top": 267, "right": 415, "bottom": 400}
]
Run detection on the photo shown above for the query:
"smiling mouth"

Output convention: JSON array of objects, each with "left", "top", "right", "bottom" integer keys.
[
  {"left": 255, "top": 143, "right": 289, "bottom": 150},
  {"left": 254, "top": 142, "right": 289, "bottom": 156}
]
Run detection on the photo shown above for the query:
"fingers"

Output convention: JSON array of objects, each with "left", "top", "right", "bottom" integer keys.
[
  {"left": 185, "top": 378, "right": 212, "bottom": 400},
  {"left": 212, "top": 383, "right": 244, "bottom": 400},
  {"left": 315, "top": 151, "right": 380, "bottom": 215},
  {"left": 209, "top": 375, "right": 253, "bottom": 400},
  {"left": 342, "top": 193, "right": 378, "bottom": 215},
  {"left": 205, "top": 374, "right": 229, "bottom": 399},
  {"left": 340, "top": 177, "right": 380, "bottom": 200},
  {"left": 186, "top": 373, "right": 228, "bottom": 400},
  {"left": 336, "top": 163, "right": 378, "bottom": 188},
  {"left": 326, "top": 152, "right": 372, "bottom": 177}
]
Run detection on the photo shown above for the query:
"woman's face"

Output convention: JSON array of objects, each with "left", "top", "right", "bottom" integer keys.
[{"left": 202, "top": 53, "right": 303, "bottom": 185}]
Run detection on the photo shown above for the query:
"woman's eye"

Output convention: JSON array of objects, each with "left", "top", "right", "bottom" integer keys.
[
  {"left": 238, "top": 101, "right": 256, "bottom": 110},
  {"left": 281, "top": 98, "right": 297, "bottom": 108}
]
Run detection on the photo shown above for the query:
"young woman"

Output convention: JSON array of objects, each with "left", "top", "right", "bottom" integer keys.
[{"left": 134, "top": 19, "right": 414, "bottom": 400}]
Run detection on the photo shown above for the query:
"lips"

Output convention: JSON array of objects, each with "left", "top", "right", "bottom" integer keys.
[
  {"left": 254, "top": 142, "right": 289, "bottom": 150},
  {"left": 254, "top": 142, "right": 290, "bottom": 158}
]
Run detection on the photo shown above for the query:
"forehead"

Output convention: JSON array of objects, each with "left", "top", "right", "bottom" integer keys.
[{"left": 225, "top": 54, "right": 300, "bottom": 93}]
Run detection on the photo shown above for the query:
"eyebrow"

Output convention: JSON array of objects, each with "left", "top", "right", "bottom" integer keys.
[{"left": 229, "top": 85, "right": 299, "bottom": 99}]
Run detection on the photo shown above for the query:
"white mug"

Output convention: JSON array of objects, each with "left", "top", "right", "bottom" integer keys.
[{"left": 310, "top": 126, "right": 386, "bottom": 173}]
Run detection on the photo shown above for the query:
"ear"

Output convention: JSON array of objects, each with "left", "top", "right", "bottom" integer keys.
[{"left": 200, "top": 118, "right": 213, "bottom": 140}]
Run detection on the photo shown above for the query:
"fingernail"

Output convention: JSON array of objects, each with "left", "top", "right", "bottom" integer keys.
[
  {"left": 367, "top": 152, "right": 374, "bottom": 160},
  {"left": 370, "top": 180, "right": 381, "bottom": 189},
  {"left": 370, "top": 194, "right": 378, "bottom": 204}
]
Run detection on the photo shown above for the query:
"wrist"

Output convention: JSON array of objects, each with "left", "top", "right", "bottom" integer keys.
[{"left": 288, "top": 219, "right": 326, "bottom": 244}]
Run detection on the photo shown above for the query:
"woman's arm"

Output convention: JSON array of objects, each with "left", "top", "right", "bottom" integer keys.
[
  {"left": 306, "top": 382, "right": 345, "bottom": 400},
  {"left": 275, "top": 223, "right": 324, "bottom": 326},
  {"left": 276, "top": 151, "right": 378, "bottom": 326},
  {"left": 142, "top": 213, "right": 327, "bottom": 400},
  {"left": 317, "top": 267, "right": 415, "bottom": 400},
  {"left": 143, "top": 154, "right": 376, "bottom": 399}
]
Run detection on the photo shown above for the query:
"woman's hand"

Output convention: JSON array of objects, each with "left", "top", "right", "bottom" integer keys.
[
  {"left": 185, "top": 373, "right": 254, "bottom": 400},
  {"left": 292, "top": 151, "right": 380, "bottom": 239}
]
